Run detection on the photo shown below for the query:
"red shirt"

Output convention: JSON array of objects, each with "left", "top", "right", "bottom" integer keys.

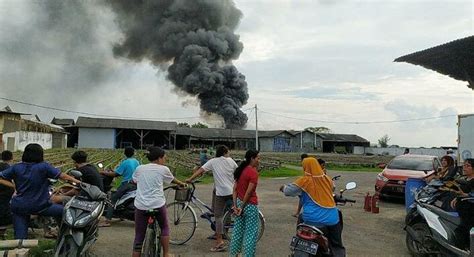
[{"left": 236, "top": 166, "right": 259, "bottom": 205}]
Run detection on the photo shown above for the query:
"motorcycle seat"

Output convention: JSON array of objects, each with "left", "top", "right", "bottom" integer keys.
[{"left": 424, "top": 204, "right": 461, "bottom": 226}]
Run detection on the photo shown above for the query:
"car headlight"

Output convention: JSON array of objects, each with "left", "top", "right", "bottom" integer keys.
[
  {"left": 65, "top": 209, "right": 74, "bottom": 226},
  {"left": 377, "top": 173, "right": 389, "bottom": 183}
]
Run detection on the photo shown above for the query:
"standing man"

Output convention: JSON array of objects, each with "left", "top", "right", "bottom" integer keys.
[
  {"left": 186, "top": 145, "right": 237, "bottom": 252},
  {"left": 100, "top": 147, "right": 140, "bottom": 227},
  {"left": 0, "top": 150, "right": 14, "bottom": 239}
]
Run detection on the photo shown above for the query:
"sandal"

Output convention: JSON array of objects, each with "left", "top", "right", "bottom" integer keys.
[
  {"left": 98, "top": 221, "right": 111, "bottom": 227},
  {"left": 44, "top": 230, "right": 58, "bottom": 239},
  {"left": 210, "top": 243, "right": 227, "bottom": 252}
]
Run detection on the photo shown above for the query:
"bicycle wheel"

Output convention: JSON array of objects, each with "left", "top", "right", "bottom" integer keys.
[
  {"left": 167, "top": 201, "right": 197, "bottom": 245},
  {"left": 141, "top": 225, "right": 156, "bottom": 257},
  {"left": 222, "top": 210, "right": 265, "bottom": 242}
]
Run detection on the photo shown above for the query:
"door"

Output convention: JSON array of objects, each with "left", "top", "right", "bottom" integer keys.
[{"left": 7, "top": 137, "right": 15, "bottom": 151}]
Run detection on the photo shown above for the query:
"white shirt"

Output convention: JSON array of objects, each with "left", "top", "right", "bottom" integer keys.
[
  {"left": 202, "top": 156, "right": 238, "bottom": 196},
  {"left": 133, "top": 163, "right": 175, "bottom": 210}
]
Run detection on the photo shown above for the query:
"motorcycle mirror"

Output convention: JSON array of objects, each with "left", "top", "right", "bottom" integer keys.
[
  {"left": 345, "top": 182, "right": 357, "bottom": 190},
  {"left": 98, "top": 163, "right": 104, "bottom": 169},
  {"left": 68, "top": 169, "right": 83, "bottom": 179}
]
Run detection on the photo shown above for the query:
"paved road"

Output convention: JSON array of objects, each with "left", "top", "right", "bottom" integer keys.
[{"left": 92, "top": 170, "right": 411, "bottom": 257}]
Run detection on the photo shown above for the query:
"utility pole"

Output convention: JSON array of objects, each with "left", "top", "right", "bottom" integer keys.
[
  {"left": 300, "top": 130, "right": 303, "bottom": 150},
  {"left": 255, "top": 104, "right": 259, "bottom": 151}
]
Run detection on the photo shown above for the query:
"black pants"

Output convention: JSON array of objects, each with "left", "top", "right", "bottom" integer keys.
[
  {"left": 455, "top": 199, "right": 474, "bottom": 249},
  {"left": 105, "top": 182, "right": 136, "bottom": 220},
  {"left": 299, "top": 214, "right": 346, "bottom": 257},
  {"left": 318, "top": 222, "right": 346, "bottom": 257}
]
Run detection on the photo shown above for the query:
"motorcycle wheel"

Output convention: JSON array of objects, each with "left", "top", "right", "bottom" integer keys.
[
  {"left": 405, "top": 222, "right": 437, "bottom": 257},
  {"left": 55, "top": 236, "right": 79, "bottom": 257}
]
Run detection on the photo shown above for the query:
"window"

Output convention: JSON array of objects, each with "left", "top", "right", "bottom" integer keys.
[{"left": 387, "top": 157, "right": 434, "bottom": 171}]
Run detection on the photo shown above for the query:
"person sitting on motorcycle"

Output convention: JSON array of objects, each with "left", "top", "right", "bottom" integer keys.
[
  {"left": 186, "top": 145, "right": 238, "bottom": 252},
  {"left": 0, "top": 144, "right": 81, "bottom": 239},
  {"left": 0, "top": 150, "right": 15, "bottom": 239},
  {"left": 280, "top": 157, "right": 345, "bottom": 257},
  {"left": 51, "top": 151, "right": 105, "bottom": 205},
  {"left": 450, "top": 158, "right": 474, "bottom": 249},
  {"left": 426, "top": 155, "right": 457, "bottom": 182},
  {"left": 132, "top": 147, "right": 187, "bottom": 257},
  {"left": 100, "top": 147, "right": 140, "bottom": 227},
  {"left": 292, "top": 154, "right": 309, "bottom": 217}
]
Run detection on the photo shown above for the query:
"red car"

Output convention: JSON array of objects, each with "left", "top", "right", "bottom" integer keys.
[{"left": 375, "top": 154, "right": 440, "bottom": 198}]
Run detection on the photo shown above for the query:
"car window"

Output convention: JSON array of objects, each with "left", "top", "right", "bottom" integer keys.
[
  {"left": 387, "top": 157, "right": 434, "bottom": 171},
  {"left": 433, "top": 158, "right": 441, "bottom": 170}
]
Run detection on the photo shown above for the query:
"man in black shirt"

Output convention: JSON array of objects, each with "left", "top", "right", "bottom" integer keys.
[
  {"left": 71, "top": 151, "right": 104, "bottom": 192},
  {"left": 0, "top": 150, "right": 14, "bottom": 239}
]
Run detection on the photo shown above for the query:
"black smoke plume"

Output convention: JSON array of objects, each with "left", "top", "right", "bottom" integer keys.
[{"left": 107, "top": 0, "right": 249, "bottom": 129}]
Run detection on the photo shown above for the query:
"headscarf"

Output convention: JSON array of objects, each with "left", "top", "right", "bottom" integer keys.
[{"left": 294, "top": 157, "right": 336, "bottom": 208}]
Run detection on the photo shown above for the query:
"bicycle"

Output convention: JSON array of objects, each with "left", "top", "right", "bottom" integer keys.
[
  {"left": 141, "top": 209, "right": 163, "bottom": 257},
  {"left": 165, "top": 181, "right": 265, "bottom": 245}
]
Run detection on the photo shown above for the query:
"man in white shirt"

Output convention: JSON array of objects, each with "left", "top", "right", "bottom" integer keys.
[{"left": 186, "top": 145, "right": 237, "bottom": 252}]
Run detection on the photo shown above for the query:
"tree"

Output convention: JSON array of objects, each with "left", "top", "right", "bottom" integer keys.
[
  {"left": 378, "top": 134, "right": 390, "bottom": 147},
  {"left": 191, "top": 122, "right": 208, "bottom": 128},
  {"left": 305, "top": 126, "right": 332, "bottom": 134},
  {"left": 177, "top": 122, "right": 190, "bottom": 128}
]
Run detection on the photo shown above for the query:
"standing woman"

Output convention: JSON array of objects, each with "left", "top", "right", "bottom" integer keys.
[
  {"left": 0, "top": 144, "right": 80, "bottom": 239},
  {"left": 230, "top": 149, "right": 260, "bottom": 257}
]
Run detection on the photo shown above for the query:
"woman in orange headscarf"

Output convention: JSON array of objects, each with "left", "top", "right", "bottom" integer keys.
[{"left": 281, "top": 157, "right": 345, "bottom": 257}]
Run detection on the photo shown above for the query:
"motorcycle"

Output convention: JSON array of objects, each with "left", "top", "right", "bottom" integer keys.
[
  {"left": 289, "top": 181, "right": 357, "bottom": 257},
  {"left": 99, "top": 163, "right": 136, "bottom": 221},
  {"left": 405, "top": 179, "right": 473, "bottom": 257},
  {"left": 54, "top": 177, "right": 107, "bottom": 257}
]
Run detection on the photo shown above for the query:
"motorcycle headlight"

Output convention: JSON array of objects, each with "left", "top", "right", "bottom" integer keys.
[
  {"left": 75, "top": 203, "right": 102, "bottom": 227},
  {"left": 377, "top": 173, "right": 389, "bottom": 183},
  {"left": 65, "top": 209, "right": 74, "bottom": 226},
  {"left": 75, "top": 215, "right": 91, "bottom": 227}
]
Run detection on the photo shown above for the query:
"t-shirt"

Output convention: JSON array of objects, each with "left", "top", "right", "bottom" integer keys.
[
  {"left": 133, "top": 163, "right": 175, "bottom": 210},
  {"left": 202, "top": 156, "right": 237, "bottom": 196},
  {"left": 77, "top": 164, "right": 104, "bottom": 192},
  {"left": 0, "top": 162, "right": 60, "bottom": 214},
  {"left": 116, "top": 158, "right": 140, "bottom": 184},
  {"left": 236, "top": 166, "right": 259, "bottom": 205},
  {"left": 199, "top": 152, "right": 208, "bottom": 166}
]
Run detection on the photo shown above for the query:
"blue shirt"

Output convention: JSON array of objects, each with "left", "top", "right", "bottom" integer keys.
[
  {"left": 283, "top": 183, "right": 339, "bottom": 226},
  {"left": 0, "top": 162, "right": 60, "bottom": 214},
  {"left": 116, "top": 158, "right": 140, "bottom": 184}
]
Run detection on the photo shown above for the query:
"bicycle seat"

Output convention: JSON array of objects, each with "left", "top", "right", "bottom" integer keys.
[{"left": 145, "top": 209, "right": 162, "bottom": 217}]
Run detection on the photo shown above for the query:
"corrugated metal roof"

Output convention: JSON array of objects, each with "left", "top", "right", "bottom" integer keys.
[
  {"left": 75, "top": 117, "right": 177, "bottom": 131},
  {"left": 175, "top": 127, "right": 289, "bottom": 139},
  {"left": 316, "top": 133, "right": 369, "bottom": 143},
  {"left": 395, "top": 36, "right": 474, "bottom": 90},
  {"left": 51, "top": 118, "right": 75, "bottom": 126}
]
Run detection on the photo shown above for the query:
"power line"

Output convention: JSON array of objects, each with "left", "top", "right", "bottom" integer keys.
[
  {"left": 258, "top": 109, "right": 457, "bottom": 124},
  {"left": 0, "top": 95, "right": 255, "bottom": 121}
]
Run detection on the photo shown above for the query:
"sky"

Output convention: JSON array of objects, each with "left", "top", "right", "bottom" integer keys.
[{"left": 0, "top": 0, "right": 473, "bottom": 147}]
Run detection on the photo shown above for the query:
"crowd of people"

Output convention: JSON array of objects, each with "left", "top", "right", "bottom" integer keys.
[{"left": 0, "top": 143, "right": 472, "bottom": 256}]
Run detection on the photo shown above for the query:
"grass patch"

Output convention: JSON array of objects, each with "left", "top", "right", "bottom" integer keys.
[
  {"left": 326, "top": 164, "right": 381, "bottom": 172},
  {"left": 28, "top": 240, "right": 56, "bottom": 257},
  {"left": 260, "top": 167, "right": 302, "bottom": 178}
]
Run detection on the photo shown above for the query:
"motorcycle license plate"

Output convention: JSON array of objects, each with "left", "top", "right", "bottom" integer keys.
[
  {"left": 290, "top": 237, "right": 318, "bottom": 255},
  {"left": 70, "top": 199, "right": 98, "bottom": 212}
]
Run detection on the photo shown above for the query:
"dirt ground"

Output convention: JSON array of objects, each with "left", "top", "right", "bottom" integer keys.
[{"left": 91, "top": 170, "right": 410, "bottom": 257}]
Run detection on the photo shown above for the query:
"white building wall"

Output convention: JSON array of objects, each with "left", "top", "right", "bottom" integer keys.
[
  {"left": 78, "top": 128, "right": 115, "bottom": 149},
  {"left": 356, "top": 147, "right": 454, "bottom": 157},
  {"left": 2, "top": 131, "right": 53, "bottom": 151}
]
